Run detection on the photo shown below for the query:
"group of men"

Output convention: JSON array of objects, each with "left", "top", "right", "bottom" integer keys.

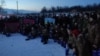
[{"left": 0, "top": 11, "right": 100, "bottom": 56}]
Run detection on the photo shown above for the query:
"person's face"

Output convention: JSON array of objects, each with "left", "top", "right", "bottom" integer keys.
[
  {"left": 67, "top": 25, "right": 70, "bottom": 28},
  {"left": 89, "top": 17, "right": 93, "bottom": 22},
  {"left": 74, "top": 23, "right": 77, "bottom": 26},
  {"left": 61, "top": 28, "right": 63, "bottom": 30},
  {"left": 32, "top": 27, "right": 34, "bottom": 30},
  {"left": 97, "top": 14, "right": 100, "bottom": 19},
  {"left": 63, "top": 24, "right": 65, "bottom": 26},
  {"left": 56, "top": 30, "right": 58, "bottom": 32},
  {"left": 57, "top": 24, "right": 60, "bottom": 26}
]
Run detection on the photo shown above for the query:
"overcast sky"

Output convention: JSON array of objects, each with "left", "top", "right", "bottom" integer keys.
[{"left": 2, "top": 0, "right": 100, "bottom": 11}]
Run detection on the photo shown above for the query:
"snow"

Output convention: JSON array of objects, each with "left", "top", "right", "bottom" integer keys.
[{"left": 0, "top": 33, "right": 65, "bottom": 56}]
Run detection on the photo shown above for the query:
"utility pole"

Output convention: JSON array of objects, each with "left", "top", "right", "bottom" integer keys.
[
  {"left": 0, "top": 0, "right": 5, "bottom": 15},
  {"left": 16, "top": 0, "right": 18, "bottom": 16}
]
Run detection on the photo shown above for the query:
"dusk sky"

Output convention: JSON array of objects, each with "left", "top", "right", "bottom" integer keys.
[{"left": 2, "top": 0, "right": 100, "bottom": 11}]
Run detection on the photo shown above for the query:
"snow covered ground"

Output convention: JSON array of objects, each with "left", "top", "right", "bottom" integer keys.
[{"left": 0, "top": 33, "right": 65, "bottom": 56}]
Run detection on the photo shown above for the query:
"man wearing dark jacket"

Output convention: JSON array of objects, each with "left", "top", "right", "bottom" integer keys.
[{"left": 41, "top": 28, "right": 49, "bottom": 44}]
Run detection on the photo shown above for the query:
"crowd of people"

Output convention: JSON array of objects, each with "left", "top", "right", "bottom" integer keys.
[{"left": 0, "top": 11, "right": 100, "bottom": 56}]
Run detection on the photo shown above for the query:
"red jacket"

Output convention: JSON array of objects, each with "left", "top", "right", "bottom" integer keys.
[{"left": 72, "top": 29, "right": 80, "bottom": 37}]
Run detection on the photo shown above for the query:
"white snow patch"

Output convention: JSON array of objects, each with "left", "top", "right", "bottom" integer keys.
[{"left": 0, "top": 33, "right": 65, "bottom": 56}]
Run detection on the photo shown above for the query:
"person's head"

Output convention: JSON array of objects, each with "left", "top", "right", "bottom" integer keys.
[
  {"left": 97, "top": 13, "right": 100, "bottom": 19},
  {"left": 63, "top": 23, "right": 65, "bottom": 26},
  {"left": 92, "top": 44, "right": 97, "bottom": 50},
  {"left": 67, "top": 29, "right": 71, "bottom": 35},
  {"left": 89, "top": 17, "right": 93, "bottom": 22},
  {"left": 55, "top": 30, "right": 58, "bottom": 32},
  {"left": 88, "top": 17, "right": 96, "bottom": 25},
  {"left": 67, "top": 24, "right": 69, "bottom": 27},
  {"left": 31, "top": 27, "right": 34, "bottom": 30},
  {"left": 57, "top": 23, "right": 60, "bottom": 26},
  {"left": 61, "top": 27, "right": 63, "bottom": 31}
]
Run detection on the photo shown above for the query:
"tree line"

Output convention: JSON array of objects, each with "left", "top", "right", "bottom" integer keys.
[{"left": 41, "top": 3, "right": 100, "bottom": 13}]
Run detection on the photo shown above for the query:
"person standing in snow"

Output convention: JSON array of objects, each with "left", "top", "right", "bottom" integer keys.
[
  {"left": 63, "top": 27, "right": 69, "bottom": 43},
  {"left": 0, "top": 18, "right": 5, "bottom": 34},
  {"left": 60, "top": 27, "right": 69, "bottom": 48},
  {"left": 57, "top": 27, "right": 63, "bottom": 44},
  {"left": 53, "top": 24, "right": 59, "bottom": 42},
  {"left": 37, "top": 23, "right": 44, "bottom": 37},
  {"left": 27, "top": 26, "right": 37, "bottom": 40},
  {"left": 41, "top": 27, "right": 49, "bottom": 44},
  {"left": 25, "top": 24, "right": 32, "bottom": 40},
  {"left": 91, "top": 13, "right": 100, "bottom": 56}
]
